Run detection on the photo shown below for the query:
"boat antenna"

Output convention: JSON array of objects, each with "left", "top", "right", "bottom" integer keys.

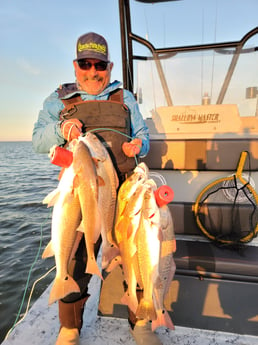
[
  {"left": 144, "top": 8, "right": 157, "bottom": 110},
  {"left": 210, "top": 0, "right": 218, "bottom": 102}
]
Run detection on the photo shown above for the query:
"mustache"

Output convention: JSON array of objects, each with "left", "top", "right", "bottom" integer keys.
[{"left": 84, "top": 76, "right": 103, "bottom": 82}]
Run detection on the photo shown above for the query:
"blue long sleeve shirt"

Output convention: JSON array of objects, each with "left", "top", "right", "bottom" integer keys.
[{"left": 32, "top": 80, "right": 149, "bottom": 157}]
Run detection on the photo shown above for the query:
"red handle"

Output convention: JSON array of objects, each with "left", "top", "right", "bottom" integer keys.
[
  {"left": 50, "top": 146, "right": 73, "bottom": 168},
  {"left": 154, "top": 185, "right": 174, "bottom": 207}
]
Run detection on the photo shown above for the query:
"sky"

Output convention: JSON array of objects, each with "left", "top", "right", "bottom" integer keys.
[{"left": 0, "top": 0, "right": 257, "bottom": 141}]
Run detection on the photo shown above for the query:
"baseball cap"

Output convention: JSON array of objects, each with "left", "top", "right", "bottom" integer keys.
[{"left": 75, "top": 32, "right": 109, "bottom": 62}]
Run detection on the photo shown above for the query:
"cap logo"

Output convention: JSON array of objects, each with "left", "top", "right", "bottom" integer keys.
[{"left": 78, "top": 41, "right": 107, "bottom": 56}]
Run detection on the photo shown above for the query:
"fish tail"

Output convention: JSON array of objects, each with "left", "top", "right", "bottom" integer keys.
[
  {"left": 48, "top": 275, "right": 80, "bottom": 305},
  {"left": 101, "top": 245, "right": 120, "bottom": 269},
  {"left": 136, "top": 298, "right": 157, "bottom": 321},
  {"left": 105, "top": 255, "right": 122, "bottom": 272},
  {"left": 85, "top": 257, "right": 103, "bottom": 280},
  {"left": 151, "top": 309, "right": 175, "bottom": 331},
  {"left": 42, "top": 240, "right": 55, "bottom": 258},
  {"left": 120, "top": 291, "right": 138, "bottom": 314}
]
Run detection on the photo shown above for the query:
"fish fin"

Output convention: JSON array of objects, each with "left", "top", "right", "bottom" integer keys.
[
  {"left": 42, "top": 241, "right": 55, "bottom": 258},
  {"left": 73, "top": 175, "right": 80, "bottom": 189},
  {"left": 120, "top": 291, "right": 138, "bottom": 314},
  {"left": 127, "top": 223, "right": 134, "bottom": 239},
  {"left": 97, "top": 176, "right": 105, "bottom": 186},
  {"left": 136, "top": 298, "right": 157, "bottom": 321},
  {"left": 42, "top": 189, "right": 60, "bottom": 206},
  {"left": 48, "top": 275, "right": 80, "bottom": 305},
  {"left": 85, "top": 256, "right": 103, "bottom": 280},
  {"left": 151, "top": 309, "right": 175, "bottom": 331},
  {"left": 92, "top": 157, "right": 99, "bottom": 167},
  {"left": 76, "top": 222, "right": 84, "bottom": 232}
]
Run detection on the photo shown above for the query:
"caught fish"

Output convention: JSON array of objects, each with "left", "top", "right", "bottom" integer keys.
[
  {"left": 72, "top": 139, "right": 103, "bottom": 279},
  {"left": 114, "top": 182, "right": 149, "bottom": 313},
  {"left": 81, "top": 132, "right": 119, "bottom": 268},
  {"left": 114, "top": 162, "right": 149, "bottom": 245},
  {"left": 152, "top": 204, "right": 176, "bottom": 331},
  {"left": 42, "top": 164, "right": 81, "bottom": 305},
  {"left": 135, "top": 183, "right": 160, "bottom": 321}
]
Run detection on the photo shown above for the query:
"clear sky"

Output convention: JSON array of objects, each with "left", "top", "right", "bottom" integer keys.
[{"left": 0, "top": 0, "right": 257, "bottom": 141}]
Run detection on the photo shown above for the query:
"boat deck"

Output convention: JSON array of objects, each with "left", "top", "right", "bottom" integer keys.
[{"left": 2, "top": 272, "right": 258, "bottom": 345}]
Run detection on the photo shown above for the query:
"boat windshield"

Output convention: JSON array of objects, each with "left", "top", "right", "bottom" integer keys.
[{"left": 129, "top": 0, "right": 258, "bottom": 119}]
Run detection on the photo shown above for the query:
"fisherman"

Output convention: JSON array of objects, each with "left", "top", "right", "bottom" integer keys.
[{"left": 33, "top": 32, "right": 162, "bottom": 345}]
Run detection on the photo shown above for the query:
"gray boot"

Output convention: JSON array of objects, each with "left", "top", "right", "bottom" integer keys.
[{"left": 130, "top": 319, "right": 162, "bottom": 345}]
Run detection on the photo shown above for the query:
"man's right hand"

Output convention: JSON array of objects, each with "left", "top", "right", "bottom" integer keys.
[{"left": 60, "top": 119, "right": 83, "bottom": 141}]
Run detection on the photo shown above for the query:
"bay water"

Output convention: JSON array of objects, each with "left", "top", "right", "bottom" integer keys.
[{"left": 0, "top": 142, "right": 60, "bottom": 342}]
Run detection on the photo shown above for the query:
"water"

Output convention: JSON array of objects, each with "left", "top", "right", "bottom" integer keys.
[{"left": 0, "top": 142, "right": 60, "bottom": 343}]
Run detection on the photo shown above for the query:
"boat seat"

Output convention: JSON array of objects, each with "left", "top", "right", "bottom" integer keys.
[{"left": 174, "top": 239, "right": 258, "bottom": 281}]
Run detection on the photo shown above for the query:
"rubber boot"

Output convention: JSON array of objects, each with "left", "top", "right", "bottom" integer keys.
[
  {"left": 55, "top": 295, "right": 89, "bottom": 345},
  {"left": 128, "top": 289, "right": 162, "bottom": 345}
]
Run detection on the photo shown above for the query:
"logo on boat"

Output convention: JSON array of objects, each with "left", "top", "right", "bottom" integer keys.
[{"left": 171, "top": 112, "right": 220, "bottom": 124}]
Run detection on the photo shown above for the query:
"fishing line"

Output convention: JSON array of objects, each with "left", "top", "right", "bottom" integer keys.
[
  {"left": 86, "top": 127, "right": 132, "bottom": 140},
  {"left": 84, "top": 127, "right": 141, "bottom": 165},
  {"left": 4, "top": 265, "right": 56, "bottom": 340},
  {"left": 5, "top": 208, "right": 53, "bottom": 339},
  {"left": 149, "top": 171, "right": 167, "bottom": 186}
]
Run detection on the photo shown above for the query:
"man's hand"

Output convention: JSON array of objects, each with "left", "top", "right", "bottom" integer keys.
[
  {"left": 122, "top": 138, "right": 142, "bottom": 157},
  {"left": 60, "top": 119, "right": 83, "bottom": 141}
]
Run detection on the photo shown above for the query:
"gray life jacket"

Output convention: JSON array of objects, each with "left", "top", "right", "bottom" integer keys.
[{"left": 57, "top": 83, "right": 136, "bottom": 176}]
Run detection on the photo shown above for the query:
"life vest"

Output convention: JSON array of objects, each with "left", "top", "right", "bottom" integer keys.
[{"left": 57, "top": 83, "right": 136, "bottom": 176}]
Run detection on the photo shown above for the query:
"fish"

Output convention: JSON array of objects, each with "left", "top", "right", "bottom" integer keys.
[
  {"left": 80, "top": 133, "right": 119, "bottom": 268},
  {"left": 152, "top": 204, "right": 176, "bottom": 331},
  {"left": 114, "top": 162, "right": 149, "bottom": 245},
  {"left": 72, "top": 139, "right": 103, "bottom": 279},
  {"left": 114, "top": 182, "right": 149, "bottom": 313},
  {"left": 135, "top": 183, "right": 160, "bottom": 321},
  {"left": 42, "top": 163, "right": 81, "bottom": 305}
]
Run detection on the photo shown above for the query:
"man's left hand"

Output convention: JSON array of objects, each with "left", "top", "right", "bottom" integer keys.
[{"left": 122, "top": 138, "right": 142, "bottom": 157}]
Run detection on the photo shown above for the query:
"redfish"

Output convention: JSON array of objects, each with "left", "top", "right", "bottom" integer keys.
[
  {"left": 114, "top": 182, "right": 149, "bottom": 313},
  {"left": 42, "top": 164, "right": 81, "bottom": 305},
  {"left": 80, "top": 133, "right": 119, "bottom": 268},
  {"left": 114, "top": 162, "right": 149, "bottom": 245},
  {"left": 135, "top": 184, "right": 160, "bottom": 321},
  {"left": 152, "top": 204, "right": 176, "bottom": 331},
  {"left": 72, "top": 139, "right": 102, "bottom": 279}
]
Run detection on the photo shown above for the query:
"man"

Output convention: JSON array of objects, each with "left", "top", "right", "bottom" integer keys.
[{"left": 33, "top": 32, "right": 162, "bottom": 345}]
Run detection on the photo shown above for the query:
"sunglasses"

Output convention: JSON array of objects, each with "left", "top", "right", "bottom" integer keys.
[{"left": 77, "top": 60, "right": 109, "bottom": 71}]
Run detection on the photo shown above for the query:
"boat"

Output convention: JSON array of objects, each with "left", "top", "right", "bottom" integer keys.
[{"left": 2, "top": 0, "right": 258, "bottom": 343}]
